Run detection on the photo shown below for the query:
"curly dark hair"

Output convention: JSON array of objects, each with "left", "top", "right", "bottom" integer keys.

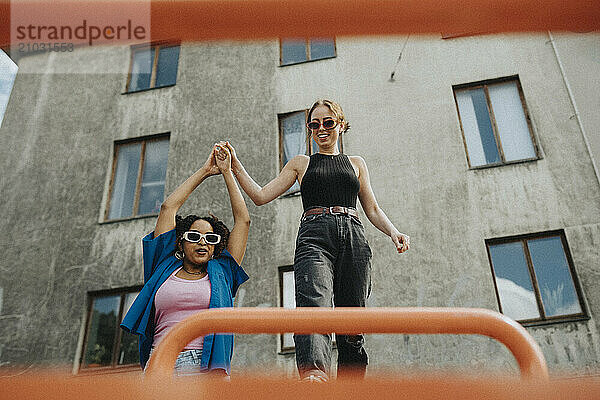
[{"left": 175, "top": 214, "right": 230, "bottom": 258}]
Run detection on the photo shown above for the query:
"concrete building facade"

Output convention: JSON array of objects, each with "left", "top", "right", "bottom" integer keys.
[{"left": 0, "top": 32, "right": 599, "bottom": 377}]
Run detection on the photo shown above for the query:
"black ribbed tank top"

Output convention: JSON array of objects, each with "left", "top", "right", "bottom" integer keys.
[{"left": 300, "top": 153, "right": 360, "bottom": 211}]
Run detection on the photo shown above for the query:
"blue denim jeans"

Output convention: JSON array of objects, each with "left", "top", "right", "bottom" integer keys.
[
  {"left": 147, "top": 348, "right": 205, "bottom": 376},
  {"left": 293, "top": 211, "right": 372, "bottom": 380}
]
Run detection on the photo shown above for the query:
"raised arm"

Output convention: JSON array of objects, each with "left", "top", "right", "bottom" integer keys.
[
  {"left": 215, "top": 145, "right": 251, "bottom": 265},
  {"left": 354, "top": 156, "right": 410, "bottom": 254},
  {"left": 154, "top": 146, "right": 221, "bottom": 238},
  {"left": 223, "top": 141, "right": 302, "bottom": 206}
]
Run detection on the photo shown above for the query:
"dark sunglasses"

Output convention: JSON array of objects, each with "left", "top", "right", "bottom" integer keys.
[
  {"left": 182, "top": 230, "right": 221, "bottom": 245},
  {"left": 307, "top": 119, "right": 338, "bottom": 131}
]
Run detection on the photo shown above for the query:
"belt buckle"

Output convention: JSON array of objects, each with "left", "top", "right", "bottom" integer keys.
[{"left": 329, "top": 206, "right": 344, "bottom": 215}]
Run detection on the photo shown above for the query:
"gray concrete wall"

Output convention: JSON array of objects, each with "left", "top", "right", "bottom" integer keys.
[
  {"left": 0, "top": 41, "right": 281, "bottom": 371},
  {"left": 549, "top": 32, "right": 600, "bottom": 189},
  {"left": 271, "top": 34, "right": 600, "bottom": 376},
  {"left": 0, "top": 34, "right": 599, "bottom": 378}
]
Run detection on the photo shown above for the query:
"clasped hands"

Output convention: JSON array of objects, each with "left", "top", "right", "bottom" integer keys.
[{"left": 202, "top": 141, "right": 232, "bottom": 176}]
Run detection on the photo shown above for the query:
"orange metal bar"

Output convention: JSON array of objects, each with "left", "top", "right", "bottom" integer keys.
[
  {"left": 3, "top": 373, "right": 600, "bottom": 400},
  {"left": 144, "top": 307, "right": 549, "bottom": 380},
  {"left": 1, "top": 0, "right": 600, "bottom": 47}
]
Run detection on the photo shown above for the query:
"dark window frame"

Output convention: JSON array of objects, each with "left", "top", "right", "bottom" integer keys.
[
  {"left": 441, "top": 32, "right": 488, "bottom": 39},
  {"left": 453, "top": 75, "right": 540, "bottom": 169},
  {"left": 279, "top": 38, "right": 337, "bottom": 66},
  {"left": 104, "top": 132, "right": 170, "bottom": 222},
  {"left": 277, "top": 110, "right": 344, "bottom": 196},
  {"left": 277, "top": 265, "right": 336, "bottom": 353},
  {"left": 278, "top": 110, "right": 312, "bottom": 172},
  {"left": 125, "top": 41, "right": 180, "bottom": 93},
  {"left": 278, "top": 265, "right": 295, "bottom": 353},
  {"left": 485, "top": 230, "right": 588, "bottom": 327},
  {"left": 79, "top": 286, "right": 143, "bottom": 373},
  {"left": 278, "top": 110, "right": 311, "bottom": 196}
]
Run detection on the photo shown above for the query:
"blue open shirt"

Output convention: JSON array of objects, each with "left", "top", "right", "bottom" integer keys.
[{"left": 120, "top": 228, "right": 249, "bottom": 374}]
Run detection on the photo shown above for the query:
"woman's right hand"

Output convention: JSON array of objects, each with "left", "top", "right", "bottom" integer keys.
[
  {"left": 215, "top": 144, "right": 232, "bottom": 173},
  {"left": 202, "top": 144, "right": 222, "bottom": 176},
  {"left": 223, "top": 141, "right": 239, "bottom": 166},
  {"left": 215, "top": 139, "right": 300, "bottom": 206}
]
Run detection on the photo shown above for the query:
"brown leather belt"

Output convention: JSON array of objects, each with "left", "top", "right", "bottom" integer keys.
[{"left": 302, "top": 206, "right": 359, "bottom": 219}]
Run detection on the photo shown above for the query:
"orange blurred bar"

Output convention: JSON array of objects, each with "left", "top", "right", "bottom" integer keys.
[
  {"left": 1, "top": 0, "right": 600, "bottom": 47},
  {"left": 3, "top": 373, "right": 600, "bottom": 400},
  {"left": 145, "top": 307, "right": 549, "bottom": 380}
]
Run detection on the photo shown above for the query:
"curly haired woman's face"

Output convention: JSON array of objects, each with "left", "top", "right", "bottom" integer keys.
[
  {"left": 181, "top": 219, "right": 216, "bottom": 265},
  {"left": 310, "top": 105, "right": 341, "bottom": 150}
]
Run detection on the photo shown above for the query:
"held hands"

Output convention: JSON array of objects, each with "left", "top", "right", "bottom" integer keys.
[
  {"left": 202, "top": 145, "right": 221, "bottom": 176},
  {"left": 222, "top": 141, "right": 239, "bottom": 168},
  {"left": 391, "top": 231, "right": 410, "bottom": 254},
  {"left": 214, "top": 143, "right": 232, "bottom": 174},
  {"left": 200, "top": 143, "right": 232, "bottom": 176}
]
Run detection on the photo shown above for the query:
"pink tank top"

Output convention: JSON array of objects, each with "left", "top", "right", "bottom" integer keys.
[{"left": 153, "top": 267, "right": 211, "bottom": 349}]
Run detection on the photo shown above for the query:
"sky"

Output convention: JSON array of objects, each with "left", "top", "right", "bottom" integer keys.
[{"left": 0, "top": 50, "right": 18, "bottom": 126}]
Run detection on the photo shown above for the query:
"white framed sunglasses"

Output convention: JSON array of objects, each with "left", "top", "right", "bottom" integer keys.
[{"left": 182, "top": 230, "right": 221, "bottom": 245}]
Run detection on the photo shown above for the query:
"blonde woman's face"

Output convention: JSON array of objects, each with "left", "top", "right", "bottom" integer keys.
[{"left": 309, "top": 105, "right": 342, "bottom": 150}]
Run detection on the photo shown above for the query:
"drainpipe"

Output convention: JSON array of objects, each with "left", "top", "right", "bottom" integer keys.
[{"left": 547, "top": 31, "right": 600, "bottom": 187}]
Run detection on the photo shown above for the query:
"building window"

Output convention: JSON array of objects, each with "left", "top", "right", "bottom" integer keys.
[
  {"left": 126, "top": 43, "right": 180, "bottom": 92},
  {"left": 80, "top": 288, "right": 141, "bottom": 371},
  {"left": 280, "top": 38, "right": 336, "bottom": 66},
  {"left": 279, "top": 266, "right": 296, "bottom": 352},
  {"left": 279, "top": 110, "right": 342, "bottom": 194},
  {"left": 0, "top": 50, "right": 17, "bottom": 127},
  {"left": 106, "top": 134, "right": 169, "bottom": 220},
  {"left": 278, "top": 266, "right": 336, "bottom": 352},
  {"left": 486, "top": 231, "right": 586, "bottom": 325},
  {"left": 453, "top": 76, "right": 538, "bottom": 168}
]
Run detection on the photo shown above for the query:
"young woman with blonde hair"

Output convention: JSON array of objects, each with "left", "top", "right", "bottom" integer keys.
[{"left": 223, "top": 99, "right": 409, "bottom": 381}]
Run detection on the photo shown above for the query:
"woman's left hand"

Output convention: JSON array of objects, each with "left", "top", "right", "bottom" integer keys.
[
  {"left": 201, "top": 145, "right": 221, "bottom": 176},
  {"left": 391, "top": 231, "right": 410, "bottom": 254},
  {"left": 215, "top": 144, "right": 232, "bottom": 173}
]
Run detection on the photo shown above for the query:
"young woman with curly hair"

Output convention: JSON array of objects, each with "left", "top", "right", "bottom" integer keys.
[
  {"left": 121, "top": 144, "right": 250, "bottom": 376},
  {"left": 223, "top": 99, "right": 409, "bottom": 381}
]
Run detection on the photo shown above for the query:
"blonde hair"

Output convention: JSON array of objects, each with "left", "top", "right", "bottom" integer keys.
[{"left": 307, "top": 99, "right": 351, "bottom": 134}]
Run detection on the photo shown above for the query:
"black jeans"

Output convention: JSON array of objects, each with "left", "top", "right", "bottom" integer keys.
[{"left": 293, "top": 211, "right": 372, "bottom": 379}]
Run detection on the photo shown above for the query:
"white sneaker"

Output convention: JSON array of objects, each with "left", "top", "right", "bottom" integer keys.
[{"left": 301, "top": 371, "right": 328, "bottom": 383}]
